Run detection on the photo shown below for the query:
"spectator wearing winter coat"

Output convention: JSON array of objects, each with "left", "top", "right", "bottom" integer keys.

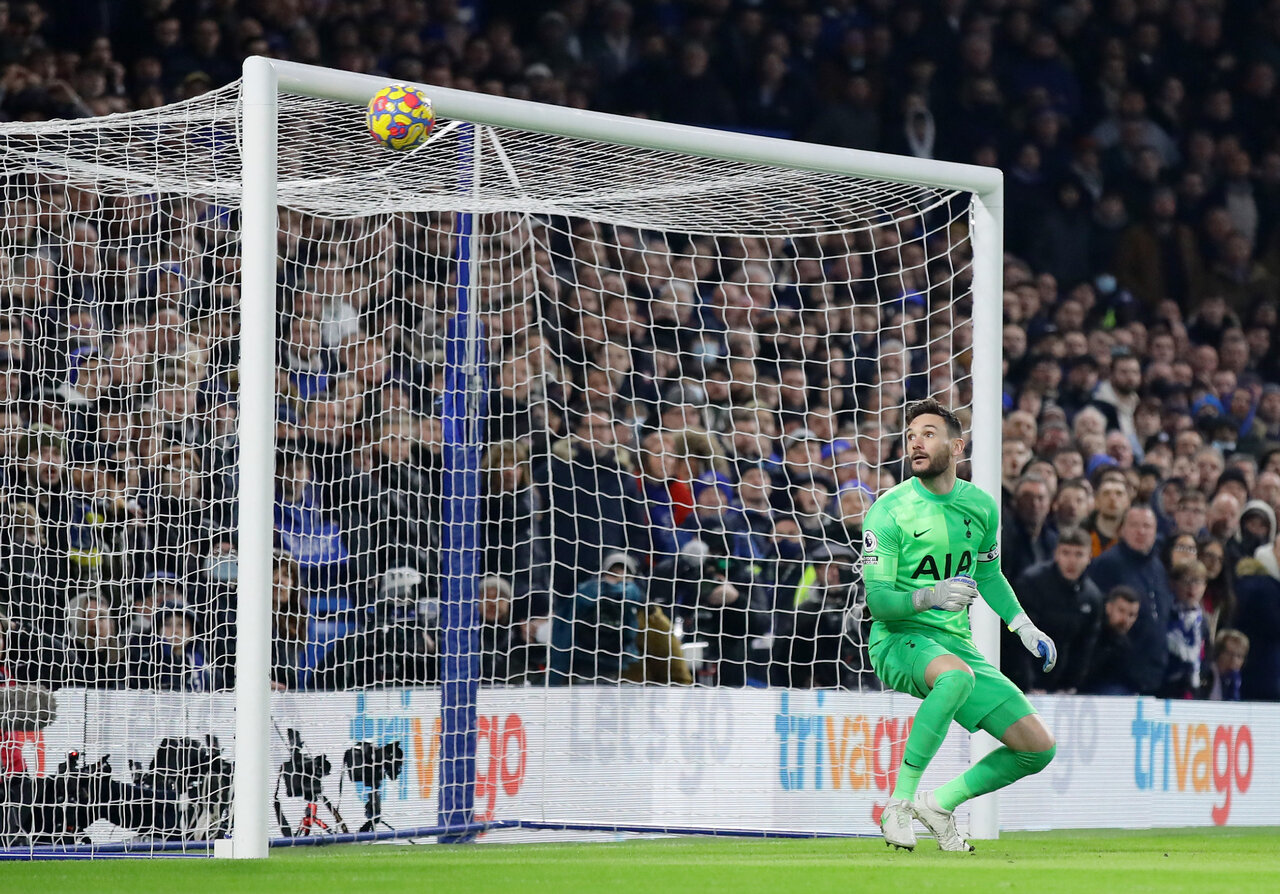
[
  {"left": 479, "top": 574, "right": 520, "bottom": 684},
  {"left": 311, "top": 566, "right": 437, "bottom": 690},
  {"left": 481, "top": 439, "right": 550, "bottom": 612},
  {"left": 0, "top": 501, "right": 62, "bottom": 634},
  {"left": 63, "top": 590, "right": 127, "bottom": 688},
  {"left": 1238, "top": 499, "right": 1277, "bottom": 567},
  {"left": 1009, "top": 527, "right": 1103, "bottom": 692},
  {"left": 1236, "top": 547, "right": 1280, "bottom": 701},
  {"left": 274, "top": 449, "right": 353, "bottom": 604},
  {"left": 770, "top": 542, "right": 868, "bottom": 690},
  {"left": 542, "top": 410, "right": 649, "bottom": 597},
  {"left": 1111, "top": 187, "right": 1204, "bottom": 310},
  {"left": 128, "top": 604, "right": 220, "bottom": 691},
  {"left": 649, "top": 520, "right": 752, "bottom": 687},
  {"left": 349, "top": 410, "right": 435, "bottom": 598},
  {"left": 549, "top": 552, "right": 644, "bottom": 684},
  {"left": 1003, "top": 472, "right": 1059, "bottom": 585},
  {"left": 1084, "top": 470, "right": 1131, "bottom": 558},
  {"left": 636, "top": 430, "right": 694, "bottom": 560},
  {"left": 1082, "top": 586, "right": 1143, "bottom": 695},
  {"left": 1086, "top": 506, "right": 1173, "bottom": 694},
  {"left": 1090, "top": 354, "right": 1143, "bottom": 446}
]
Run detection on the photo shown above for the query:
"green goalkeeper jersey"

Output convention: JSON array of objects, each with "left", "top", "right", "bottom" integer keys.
[{"left": 861, "top": 476, "right": 1023, "bottom": 640}]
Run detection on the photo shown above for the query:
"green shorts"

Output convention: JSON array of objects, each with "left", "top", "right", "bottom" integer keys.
[{"left": 869, "top": 623, "right": 1036, "bottom": 738}]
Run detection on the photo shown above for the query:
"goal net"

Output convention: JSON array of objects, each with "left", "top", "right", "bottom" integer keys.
[{"left": 0, "top": 60, "right": 1000, "bottom": 857}]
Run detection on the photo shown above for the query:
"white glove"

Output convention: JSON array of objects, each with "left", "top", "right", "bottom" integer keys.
[
  {"left": 911, "top": 575, "right": 979, "bottom": 613},
  {"left": 1010, "top": 612, "right": 1057, "bottom": 672}
]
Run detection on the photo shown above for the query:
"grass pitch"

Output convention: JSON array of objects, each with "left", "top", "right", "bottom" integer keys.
[{"left": 2, "top": 828, "right": 1276, "bottom": 894}]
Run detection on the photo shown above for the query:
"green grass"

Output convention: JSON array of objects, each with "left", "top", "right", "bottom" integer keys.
[{"left": 3, "top": 828, "right": 1278, "bottom": 894}]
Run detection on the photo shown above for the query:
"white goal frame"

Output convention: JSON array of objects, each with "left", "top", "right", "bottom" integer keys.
[{"left": 225, "top": 55, "right": 1006, "bottom": 859}]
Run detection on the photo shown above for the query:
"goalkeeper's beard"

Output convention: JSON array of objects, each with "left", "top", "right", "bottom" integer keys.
[{"left": 912, "top": 449, "right": 952, "bottom": 480}]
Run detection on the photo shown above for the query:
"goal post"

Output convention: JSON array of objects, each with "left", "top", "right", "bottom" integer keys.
[
  {"left": 966, "top": 191, "right": 1006, "bottom": 842},
  {"left": 241, "top": 57, "right": 1007, "bottom": 851},
  {"left": 225, "top": 53, "right": 279, "bottom": 862}
]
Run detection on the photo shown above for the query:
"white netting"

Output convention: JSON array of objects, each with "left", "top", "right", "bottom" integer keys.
[{"left": 0, "top": 79, "right": 978, "bottom": 853}]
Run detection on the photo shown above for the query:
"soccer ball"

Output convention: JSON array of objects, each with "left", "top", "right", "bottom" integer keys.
[{"left": 366, "top": 85, "right": 435, "bottom": 152}]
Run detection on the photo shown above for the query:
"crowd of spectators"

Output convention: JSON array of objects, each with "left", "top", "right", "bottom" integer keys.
[{"left": 0, "top": 1, "right": 1279, "bottom": 702}]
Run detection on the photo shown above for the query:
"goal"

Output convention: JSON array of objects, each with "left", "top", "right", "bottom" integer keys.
[{"left": 0, "top": 57, "right": 1003, "bottom": 859}]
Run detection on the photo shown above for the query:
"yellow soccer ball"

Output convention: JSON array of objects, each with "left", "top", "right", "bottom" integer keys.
[{"left": 366, "top": 85, "right": 435, "bottom": 151}]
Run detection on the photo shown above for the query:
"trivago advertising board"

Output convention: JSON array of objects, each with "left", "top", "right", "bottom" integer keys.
[
  {"left": 1005, "top": 696, "right": 1264, "bottom": 830},
  {"left": 12, "top": 688, "right": 1277, "bottom": 841}
]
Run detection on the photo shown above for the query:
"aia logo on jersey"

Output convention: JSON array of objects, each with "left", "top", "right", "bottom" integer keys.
[{"left": 910, "top": 551, "right": 973, "bottom": 580}]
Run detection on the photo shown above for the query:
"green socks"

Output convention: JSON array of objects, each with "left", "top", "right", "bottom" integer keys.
[
  {"left": 891, "top": 670, "right": 975, "bottom": 802},
  {"left": 890, "top": 669, "right": 1058, "bottom": 809},
  {"left": 934, "top": 744, "right": 1057, "bottom": 811}
]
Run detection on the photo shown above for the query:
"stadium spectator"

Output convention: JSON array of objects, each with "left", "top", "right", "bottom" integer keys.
[
  {"left": 1083, "top": 470, "right": 1130, "bottom": 558},
  {"left": 1238, "top": 498, "right": 1277, "bottom": 563},
  {"left": 637, "top": 430, "right": 693, "bottom": 559},
  {"left": 63, "top": 590, "right": 126, "bottom": 688},
  {"left": 0, "top": 500, "right": 60, "bottom": 634},
  {"left": 478, "top": 574, "right": 519, "bottom": 684},
  {"left": 649, "top": 522, "right": 751, "bottom": 687},
  {"left": 1112, "top": 187, "right": 1204, "bottom": 311},
  {"left": 1081, "top": 586, "right": 1143, "bottom": 696},
  {"left": 269, "top": 551, "right": 305, "bottom": 692},
  {"left": 1002, "top": 472, "right": 1058, "bottom": 584},
  {"left": 1200, "top": 628, "right": 1249, "bottom": 701},
  {"left": 312, "top": 566, "right": 437, "bottom": 690},
  {"left": 351, "top": 410, "right": 437, "bottom": 581},
  {"left": 127, "top": 603, "right": 219, "bottom": 691},
  {"left": 127, "top": 571, "right": 186, "bottom": 637},
  {"left": 1162, "top": 561, "right": 1211, "bottom": 699},
  {"left": 273, "top": 449, "right": 353, "bottom": 604},
  {"left": 1050, "top": 478, "right": 1092, "bottom": 533},
  {"left": 481, "top": 438, "right": 549, "bottom": 614},
  {"left": 1086, "top": 506, "right": 1172, "bottom": 695},
  {"left": 1091, "top": 354, "right": 1143, "bottom": 444},
  {"left": 1165, "top": 532, "right": 1202, "bottom": 576},
  {"left": 1009, "top": 528, "right": 1103, "bottom": 694},
  {"left": 542, "top": 410, "right": 647, "bottom": 597},
  {"left": 770, "top": 542, "right": 866, "bottom": 690},
  {"left": 549, "top": 551, "right": 644, "bottom": 685},
  {"left": 1174, "top": 490, "right": 1210, "bottom": 539}
]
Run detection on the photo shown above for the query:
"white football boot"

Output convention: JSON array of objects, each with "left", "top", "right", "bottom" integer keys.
[
  {"left": 880, "top": 798, "right": 917, "bottom": 851},
  {"left": 912, "top": 790, "right": 974, "bottom": 852}
]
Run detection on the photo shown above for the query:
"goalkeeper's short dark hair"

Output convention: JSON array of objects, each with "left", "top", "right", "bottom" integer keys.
[{"left": 904, "top": 398, "right": 963, "bottom": 440}]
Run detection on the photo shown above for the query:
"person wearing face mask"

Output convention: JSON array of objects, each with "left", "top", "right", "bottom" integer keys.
[{"left": 550, "top": 552, "right": 644, "bottom": 685}]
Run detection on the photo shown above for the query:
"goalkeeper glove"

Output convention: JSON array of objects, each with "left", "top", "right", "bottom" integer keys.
[
  {"left": 911, "top": 575, "right": 979, "bottom": 613},
  {"left": 1009, "top": 612, "right": 1057, "bottom": 672}
]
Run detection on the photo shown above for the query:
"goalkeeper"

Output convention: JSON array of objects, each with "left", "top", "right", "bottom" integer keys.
[{"left": 862, "top": 399, "right": 1056, "bottom": 852}]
